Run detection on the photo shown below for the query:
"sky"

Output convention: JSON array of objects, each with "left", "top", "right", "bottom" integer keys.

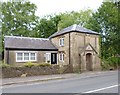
[{"left": 30, "top": 0, "right": 103, "bottom": 17}]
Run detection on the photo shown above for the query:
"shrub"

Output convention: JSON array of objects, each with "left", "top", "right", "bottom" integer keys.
[
  {"left": 24, "top": 62, "right": 37, "bottom": 68},
  {"left": 0, "top": 61, "right": 3, "bottom": 64},
  {"left": 37, "top": 63, "right": 51, "bottom": 67},
  {"left": 102, "top": 57, "right": 120, "bottom": 70},
  {"left": 0, "top": 63, "right": 10, "bottom": 68},
  {"left": 107, "top": 57, "right": 119, "bottom": 68},
  {"left": 101, "top": 62, "right": 110, "bottom": 70}
]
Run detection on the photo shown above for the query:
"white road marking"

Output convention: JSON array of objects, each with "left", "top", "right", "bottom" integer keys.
[{"left": 83, "top": 84, "right": 119, "bottom": 93}]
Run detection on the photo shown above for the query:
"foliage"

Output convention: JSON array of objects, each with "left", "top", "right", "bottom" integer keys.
[
  {"left": 86, "top": 2, "right": 119, "bottom": 58},
  {"left": 0, "top": 61, "right": 3, "bottom": 64},
  {"left": 35, "top": 9, "right": 93, "bottom": 38},
  {"left": 24, "top": 62, "right": 36, "bottom": 68},
  {"left": 107, "top": 57, "right": 120, "bottom": 68},
  {"left": 1, "top": 1, "right": 38, "bottom": 53},
  {"left": 37, "top": 63, "right": 51, "bottom": 67},
  {"left": 102, "top": 56, "right": 120, "bottom": 70},
  {"left": 86, "top": 2, "right": 120, "bottom": 68},
  {"left": 0, "top": 63, "right": 10, "bottom": 68},
  {"left": 58, "top": 9, "right": 93, "bottom": 30},
  {"left": 24, "top": 62, "right": 51, "bottom": 68},
  {"left": 35, "top": 15, "right": 61, "bottom": 38}
]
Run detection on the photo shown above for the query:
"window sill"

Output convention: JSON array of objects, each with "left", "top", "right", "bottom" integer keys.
[
  {"left": 59, "top": 60, "right": 64, "bottom": 62},
  {"left": 59, "top": 45, "right": 64, "bottom": 47},
  {"left": 16, "top": 60, "right": 37, "bottom": 63}
]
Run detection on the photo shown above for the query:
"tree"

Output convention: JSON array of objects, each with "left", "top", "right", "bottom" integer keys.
[
  {"left": 35, "top": 15, "right": 61, "bottom": 38},
  {"left": 1, "top": 1, "right": 38, "bottom": 53},
  {"left": 86, "top": 2, "right": 120, "bottom": 67},
  {"left": 58, "top": 9, "right": 93, "bottom": 30}
]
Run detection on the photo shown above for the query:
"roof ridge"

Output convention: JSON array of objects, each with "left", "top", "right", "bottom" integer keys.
[
  {"left": 72, "top": 24, "right": 77, "bottom": 30},
  {"left": 5, "top": 36, "right": 49, "bottom": 41}
]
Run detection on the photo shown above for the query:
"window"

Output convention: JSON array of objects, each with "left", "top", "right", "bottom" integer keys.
[
  {"left": 17, "top": 53, "right": 23, "bottom": 61},
  {"left": 45, "top": 53, "right": 51, "bottom": 63},
  {"left": 30, "top": 53, "right": 36, "bottom": 60},
  {"left": 59, "top": 38, "right": 64, "bottom": 46},
  {"left": 24, "top": 53, "right": 29, "bottom": 61},
  {"left": 59, "top": 53, "right": 64, "bottom": 62},
  {"left": 16, "top": 52, "right": 37, "bottom": 62},
  {"left": 52, "top": 54, "right": 55, "bottom": 62}
]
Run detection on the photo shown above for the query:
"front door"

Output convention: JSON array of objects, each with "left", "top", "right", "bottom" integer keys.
[
  {"left": 86, "top": 53, "right": 93, "bottom": 71},
  {"left": 51, "top": 53, "right": 57, "bottom": 64}
]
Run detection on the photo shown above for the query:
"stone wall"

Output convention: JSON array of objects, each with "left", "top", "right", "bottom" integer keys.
[
  {"left": 1, "top": 65, "right": 73, "bottom": 78},
  {"left": 70, "top": 32, "right": 101, "bottom": 72},
  {"left": 51, "top": 33, "right": 70, "bottom": 65}
]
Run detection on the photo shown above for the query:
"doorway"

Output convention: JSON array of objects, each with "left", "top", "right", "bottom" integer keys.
[
  {"left": 86, "top": 53, "right": 93, "bottom": 71},
  {"left": 51, "top": 53, "right": 57, "bottom": 64}
]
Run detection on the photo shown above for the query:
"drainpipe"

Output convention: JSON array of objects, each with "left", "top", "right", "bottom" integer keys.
[
  {"left": 7, "top": 49, "right": 9, "bottom": 64},
  {"left": 69, "top": 32, "right": 71, "bottom": 66}
]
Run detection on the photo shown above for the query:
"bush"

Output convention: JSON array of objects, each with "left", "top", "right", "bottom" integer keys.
[
  {"left": 0, "top": 61, "right": 3, "bottom": 64},
  {"left": 24, "top": 62, "right": 37, "bottom": 68},
  {"left": 101, "top": 62, "right": 110, "bottom": 70},
  {"left": 102, "top": 57, "right": 120, "bottom": 70},
  {"left": 37, "top": 63, "right": 51, "bottom": 67},
  {"left": 0, "top": 63, "right": 10, "bottom": 68},
  {"left": 23, "top": 62, "right": 52, "bottom": 68},
  {"left": 107, "top": 57, "right": 120, "bottom": 68}
]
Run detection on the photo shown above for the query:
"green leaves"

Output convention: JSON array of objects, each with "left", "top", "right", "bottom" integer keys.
[
  {"left": 1, "top": 1, "right": 38, "bottom": 53},
  {"left": 35, "top": 15, "right": 61, "bottom": 38},
  {"left": 58, "top": 9, "right": 93, "bottom": 30},
  {"left": 35, "top": 9, "right": 93, "bottom": 38},
  {"left": 86, "top": 2, "right": 120, "bottom": 67},
  {"left": 2, "top": 1, "right": 37, "bottom": 37}
]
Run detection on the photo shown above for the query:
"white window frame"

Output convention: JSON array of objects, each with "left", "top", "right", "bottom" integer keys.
[
  {"left": 30, "top": 53, "right": 37, "bottom": 61},
  {"left": 16, "top": 53, "right": 23, "bottom": 61},
  {"left": 59, "top": 53, "right": 64, "bottom": 62},
  {"left": 24, "top": 53, "right": 29, "bottom": 61},
  {"left": 16, "top": 51, "right": 37, "bottom": 62},
  {"left": 59, "top": 38, "right": 64, "bottom": 46},
  {"left": 45, "top": 53, "right": 51, "bottom": 63}
]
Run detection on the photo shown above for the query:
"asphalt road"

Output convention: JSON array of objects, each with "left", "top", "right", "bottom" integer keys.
[{"left": 2, "top": 71, "right": 119, "bottom": 94}]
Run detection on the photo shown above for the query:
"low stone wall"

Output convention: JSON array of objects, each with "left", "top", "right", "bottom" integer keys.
[
  {"left": 1, "top": 65, "right": 73, "bottom": 78},
  {"left": 59, "top": 64, "right": 73, "bottom": 73}
]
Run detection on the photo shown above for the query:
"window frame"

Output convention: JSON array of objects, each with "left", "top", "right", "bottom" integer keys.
[
  {"left": 45, "top": 53, "right": 51, "bottom": 63},
  {"left": 24, "top": 53, "right": 29, "bottom": 61},
  {"left": 30, "top": 53, "right": 36, "bottom": 61},
  {"left": 59, "top": 38, "right": 64, "bottom": 46},
  {"left": 59, "top": 53, "right": 64, "bottom": 62},
  {"left": 16, "top": 51, "right": 37, "bottom": 62},
  {"left": 16, "top": 53, "right": 23, "bottom": 61}
]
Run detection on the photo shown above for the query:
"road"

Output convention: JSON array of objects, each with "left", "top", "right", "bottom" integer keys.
[{"left": 2, "top": 71, "right": 119, "bottom": 94}]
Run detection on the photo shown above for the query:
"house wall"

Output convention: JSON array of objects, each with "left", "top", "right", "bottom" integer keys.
[
  {"left": 70, "top": 32, "right": 101, "bottom": 71},
  {"left": 51, "top": 33, "right": 70, "bottom": 65},
  {"left": 51, "top": 32, "right": 101, "bottom": 72},
  {"left": 4, "top": 50, "right": 57, "bottom": 66}
]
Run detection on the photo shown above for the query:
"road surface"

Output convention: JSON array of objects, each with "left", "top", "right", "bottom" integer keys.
[{"left": 2, "top": 71, "right": 119, "bottom": 94}]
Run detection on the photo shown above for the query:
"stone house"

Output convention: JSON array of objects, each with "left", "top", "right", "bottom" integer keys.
[{"left": 4, "top": 24, "right": 101, "bottom": 71}]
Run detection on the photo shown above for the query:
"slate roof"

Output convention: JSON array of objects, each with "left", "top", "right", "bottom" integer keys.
[
  {"left": 49, "top": 24, "right": 99, "bottom": 38},
  {"left": 4, "top": 36, "right": 58, "bottom": 50}
]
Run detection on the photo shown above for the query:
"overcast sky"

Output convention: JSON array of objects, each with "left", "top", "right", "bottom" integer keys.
[{"left": 30, "top": 0, "right": 103, "bottom": 17}]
